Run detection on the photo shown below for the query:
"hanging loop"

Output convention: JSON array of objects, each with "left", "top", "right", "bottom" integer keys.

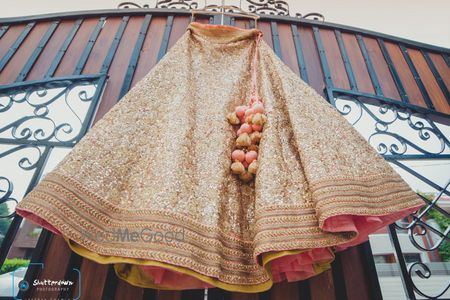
[{"left": 250, "top": 32, "right": 263, "bottom": 101}]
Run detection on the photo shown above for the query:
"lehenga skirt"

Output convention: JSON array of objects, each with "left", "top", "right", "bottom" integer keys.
[{"left": 16, "top": 21, "right": 424, "bottom": 292}]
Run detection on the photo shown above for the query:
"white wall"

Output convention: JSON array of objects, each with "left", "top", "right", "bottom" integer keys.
[{"left": 369, "top": 234, "right": 431, "bottom": 263}]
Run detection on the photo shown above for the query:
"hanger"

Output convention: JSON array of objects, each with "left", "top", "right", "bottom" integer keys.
[{"left": 190, "top": 1, "right": 260, "bottom": 27}]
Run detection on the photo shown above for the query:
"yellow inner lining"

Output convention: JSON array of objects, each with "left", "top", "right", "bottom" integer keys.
[{"left": 65, "top": 238, "right": 334, "bottom": 293}]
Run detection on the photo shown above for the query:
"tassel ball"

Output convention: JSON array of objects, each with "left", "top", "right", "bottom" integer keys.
[{"left": 227, "top": 96, "right": 268, "bottom": 182}]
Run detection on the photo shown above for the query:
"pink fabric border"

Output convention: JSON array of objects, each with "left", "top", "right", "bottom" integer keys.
[{"left": 16, "top": 203, "right": 424, "bottom": 289}]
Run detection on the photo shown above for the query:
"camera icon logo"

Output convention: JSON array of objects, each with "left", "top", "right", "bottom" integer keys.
[{"left": 18, "top": 280, "right": 29, "bottom": 291}]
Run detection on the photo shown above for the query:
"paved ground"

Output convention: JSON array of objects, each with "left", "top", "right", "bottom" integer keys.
[{"left": 0, "top": 267, "right": 26, "bottom": 297}]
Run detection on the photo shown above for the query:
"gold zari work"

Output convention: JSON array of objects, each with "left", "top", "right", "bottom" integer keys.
[{"left": 16, "top": 22, "right": 423, "bottom": 292}]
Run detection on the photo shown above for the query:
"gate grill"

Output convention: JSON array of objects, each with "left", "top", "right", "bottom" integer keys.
[{"left": 0, "top": 5, "right": 449, "bottom": 299}]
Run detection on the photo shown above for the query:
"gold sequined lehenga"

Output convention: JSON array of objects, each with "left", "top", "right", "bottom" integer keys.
[{"left": 16, "top": 22, "right": 424, "bottom": 292}]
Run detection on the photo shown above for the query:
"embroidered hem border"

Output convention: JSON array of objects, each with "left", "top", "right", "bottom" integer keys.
[{"left": 16, "top": 171, "right": 423, "bottom": 287}]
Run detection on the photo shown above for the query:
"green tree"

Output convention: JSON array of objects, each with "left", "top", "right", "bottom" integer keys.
[
  {"left": 418, "top": 192, "right": 450, "bottom": 262},
  {"left": 0, "top": 204, "right": 12, "bottom": 245}
]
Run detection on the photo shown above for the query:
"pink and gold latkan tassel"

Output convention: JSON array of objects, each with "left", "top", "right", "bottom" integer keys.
[{"left": 227, "top": 32, "right": 266, "bottom": 182}]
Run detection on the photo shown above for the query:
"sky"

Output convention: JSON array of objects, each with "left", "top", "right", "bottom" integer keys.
[{"left": 0, "top": 0, "right": 449, "bottom": 48}]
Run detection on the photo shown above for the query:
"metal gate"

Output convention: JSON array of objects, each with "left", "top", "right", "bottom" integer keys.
[{"left": 0, "top": 2, "right": 449, "bottom": 299}]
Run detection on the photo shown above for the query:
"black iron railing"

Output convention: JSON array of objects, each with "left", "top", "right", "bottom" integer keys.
[{"left": 0, "top": 4, "right": 449, "bottom": 299}]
